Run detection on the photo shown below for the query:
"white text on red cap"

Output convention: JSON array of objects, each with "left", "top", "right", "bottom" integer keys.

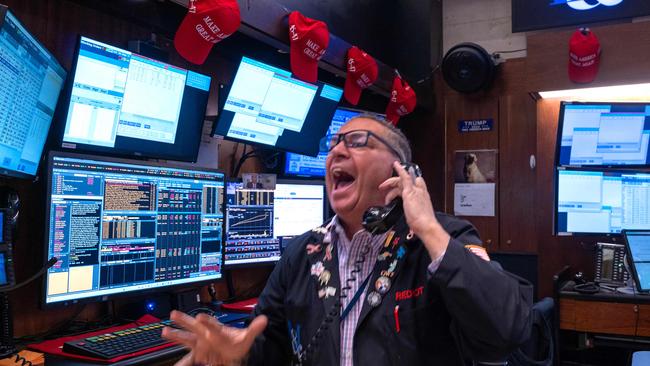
[{"left": 195, "top": 16, "right": 230, "bottom": 44}]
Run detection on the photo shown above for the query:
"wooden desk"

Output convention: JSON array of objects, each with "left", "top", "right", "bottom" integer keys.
[{"left": 559, "top": 283, "right": 650, "bottom": 339}]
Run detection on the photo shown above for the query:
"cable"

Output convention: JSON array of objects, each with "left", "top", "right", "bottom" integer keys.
[
  {"left": 493, "top": 48, "right": 527, "bottom": 54},
  {"left": 1, "top": 352, "right": 32, "bottom": 366},
  {"left": 0, "top": 258, "right": 58, "bottom": 293},
  {"left": 297, "top": 242, "right": 372, "bottom": 364}
]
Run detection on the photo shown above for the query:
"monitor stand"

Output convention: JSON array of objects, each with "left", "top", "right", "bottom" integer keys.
[{"left": 115, "top": 288, "right": 204, "bottom": 321}]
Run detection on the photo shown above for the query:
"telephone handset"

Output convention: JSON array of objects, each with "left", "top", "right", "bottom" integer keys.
[{"left": 362, "top": 162, "right": 422, "bottom": 235}]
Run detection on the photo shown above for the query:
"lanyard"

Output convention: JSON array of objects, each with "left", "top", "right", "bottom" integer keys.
[{"left": 340, "top": 274, "right": 372, "bottom": 321}]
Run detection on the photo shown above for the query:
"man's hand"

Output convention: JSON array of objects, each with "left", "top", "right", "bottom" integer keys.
[
  {"left": 162, "top": 310, "right": 268, "bottom": 366},
  {"left": 378, "top": 161, "right": 450, "bottom": 259}
]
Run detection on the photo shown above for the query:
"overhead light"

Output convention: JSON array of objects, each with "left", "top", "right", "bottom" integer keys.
[{"left": 538, "top": 83, "right": 650, "bottom": 101}]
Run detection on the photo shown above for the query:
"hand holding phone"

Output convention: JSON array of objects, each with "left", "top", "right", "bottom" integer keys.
[{"left": 363, "top": 162, "right": 423, "bottom": 234}]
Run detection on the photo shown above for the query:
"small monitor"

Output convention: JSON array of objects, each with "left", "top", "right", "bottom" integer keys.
[
  {"left": 622, "top": 230, "right": 650, "bottom": 292},
  {"left": 556, "top": 101, "right": 650, "bottom": 167},
  {"left": 0, "top": 252, "right": 7, "bottom": 286},
  {"left": 274, "top": 180, "right": 327, "bottom": 251},
  {"left": 59, "top": 36, "right": 211, "bottom": 162},
  {"left": 44, "top": 152, "right": 225, "bottom": 306},
  {"left": 212, "top": 56, "right": 343, "bottom": 156},
  {"left": 283, "top": 108, "right": 386, "bottom": 178},
  {"left": 0, "top": 7, "right": 67, "bottom": 178},
  {"left": 555, "top": 168, "right": 650, "bottom": 235},
  {"left": 223, "top": 181, "right": 279, "bottom": 267}
]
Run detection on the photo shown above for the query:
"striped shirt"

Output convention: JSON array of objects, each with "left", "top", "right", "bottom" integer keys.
[
  {"left": 333, "top": 218, "right": 387, "bottom": 366},
  {"left": 331, "top": 217, "right": 447, "bottom": 366}
]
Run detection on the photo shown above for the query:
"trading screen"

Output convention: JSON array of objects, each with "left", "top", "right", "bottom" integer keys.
[
  {"left": 0, "top": 10, "right": 66, "bottom": 176},
  {"left": 223, "top": 182, "right": 279, "bottom": 266},
  {"left": 558, "top": 103, "right": 650, "bottom": 166},
  {"left": 624, "top": 231, "right": 650, "bottom": 291},
  {"left": 556, "top": 169, "right": 650, "bottom": 234},
  {"left": 45, "top": 155, "right": 225, "bottom": 304}
]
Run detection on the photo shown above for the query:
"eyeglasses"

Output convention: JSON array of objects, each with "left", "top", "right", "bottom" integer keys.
[{"left": 319, "top": 130, "right": 402, "bottom": 160}]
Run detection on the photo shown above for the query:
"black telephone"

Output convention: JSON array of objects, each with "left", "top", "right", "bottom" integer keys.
[
  {"left": 362, "top": 162, "right": 422, "bottom": 234},
  {"left": 594, "top": 242, "right": 629, "bottom": 286}
]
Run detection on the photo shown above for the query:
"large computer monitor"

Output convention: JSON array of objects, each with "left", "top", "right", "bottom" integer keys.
[
  {"left": 555, "top": 168, "right": 650, "bottom": 235},
  {"left": 223, "top": 182, "right": 279, "bottom": 267},
  {"left": 274, "top": 180, "right": 327, "bottom": 251},
  {"left": 58, "top": 36, "right": 211, "bottom": 162},
  {"left": 43, "top": 152, "right": 225, "bottom": 306},
  {"left": 0, "top": 6, "right": 66, "bottom": 178},
  {"left": 212, "top": 56, "right": 343, "bottom": 157},
  {"left": 283, "top": 108, "right": 385, "bottom": 178},
  {"left": 556, "top": 101, "right": 650, "bottom": 167}
]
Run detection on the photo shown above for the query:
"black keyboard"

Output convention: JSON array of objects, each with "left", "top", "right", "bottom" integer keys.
[{"left": 62, "top": 320, "right": 175, "bottom": 359}]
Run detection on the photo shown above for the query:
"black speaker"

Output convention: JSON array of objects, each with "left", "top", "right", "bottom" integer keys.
[{"left": 441, "top": 43, "right": 497, "bottom": 94}]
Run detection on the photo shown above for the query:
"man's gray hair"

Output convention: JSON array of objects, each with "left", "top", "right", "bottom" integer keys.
[{"left": 349, "top": 114, "right": 412, "bottom": 162}]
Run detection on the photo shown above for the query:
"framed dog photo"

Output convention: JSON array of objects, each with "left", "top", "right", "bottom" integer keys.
[{"left": 454, "top": 150, "right": 497, "bottom": 183}]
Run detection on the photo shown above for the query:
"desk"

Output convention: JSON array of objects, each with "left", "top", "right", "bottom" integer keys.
[{"left": 559, "top": 282, "right": 650, "bottom": 338}]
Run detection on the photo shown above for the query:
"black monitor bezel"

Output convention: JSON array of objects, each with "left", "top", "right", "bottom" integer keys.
[
  {"left": 53, "top": 35, "right": 209, "bottom": 163},
  {"left": 210, "top": 57, "right": 342, "bottom": 157},
  {"left": 555, "top": 101, "right": 650, "bottom": 169},
  {"left": 622, "top": 229, "right": 650, "bottom": 293},
  {"left": 553, "top": 166, "right": 645, "bottom": 237},
  {"left": 0, "top": 5, "right": 67, "bottom": 180},
  {"left": 281, "top": 107, "right": 386, "bottom": 179},
  {"left": 41, "top": 151, "right": 227, "bottom": 308}
]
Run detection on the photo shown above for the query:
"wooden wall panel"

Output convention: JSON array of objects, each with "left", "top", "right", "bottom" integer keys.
[
  {"left": 526, "top": 21, "right": 650, "bottom": 92},
  {"left": 444, "top": 94, "right": 500, "bottom": 251},
  {"left": 498, "top": 94, "right": 537, "bottom": 253}
]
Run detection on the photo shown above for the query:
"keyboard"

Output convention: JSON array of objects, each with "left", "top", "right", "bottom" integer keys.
[{"left": 62, "top": 320, "right": 174, "bottom": 359}]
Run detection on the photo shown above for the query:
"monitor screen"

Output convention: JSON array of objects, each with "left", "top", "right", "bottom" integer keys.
[
  {"left": 0, "top": 252, "right": 7, "bottom": 286},
  {"left": 223, "top": 182, "right": 280, "bottom": 267},
  {"left": 44, "top": 152, "right": 225, "bottom": 305},
  {"left": 283, "top": 108, "right": 385, "bottom": 178},
  {"left": 622, "top": 230, "right": 650, "bottom": 292},
  {"left": 59, "top": 36, "right": 211, "bottom": 162},
  {"left": 555, "top": 168, "right": 650, "bottom": 235},
  {"left": 0, "top": 8, "right": 66, "bottom": 178},
  {"left": 556, "top": 102, "right": 650, "bottom": 167},
  {"left": 274, "top": 181, "right": 326, "bottom": 251},
  {"left": 212, "top": 56, "right": 343, "bottom": 156}
]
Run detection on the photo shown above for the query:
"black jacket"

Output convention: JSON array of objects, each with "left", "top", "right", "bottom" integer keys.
[{"left": 249, "top": 213, "right": 533, "bottom": 365}]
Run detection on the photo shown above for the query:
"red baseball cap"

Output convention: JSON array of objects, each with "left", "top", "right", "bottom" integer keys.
[
  {"left": 174, "top": 0, "right": 241, "bottom": 65},
  {"left": 344, "top": 46, "right": 378, "bottom": 105},
  {"left": 289, "top": 11, "right": 329, "bottom": 83},
  {"left": 568, "top": 28, "right": 601, "bottom": 83},
  {"left": 385, "top": 76, "right": 416, "bottom": 125}
]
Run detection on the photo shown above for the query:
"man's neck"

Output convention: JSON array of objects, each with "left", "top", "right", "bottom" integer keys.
[{"left": 338, "top": 218, "right": 363, "bottom": 241}]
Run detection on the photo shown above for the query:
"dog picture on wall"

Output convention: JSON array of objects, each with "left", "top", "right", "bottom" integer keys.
[{"left": 454, "top": 150, "right": 497, "bottom": 183}]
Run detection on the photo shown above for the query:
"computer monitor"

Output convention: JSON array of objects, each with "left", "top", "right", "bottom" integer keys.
[
  {"left": 556, "top": 101, "right": 650, "bottom": 167},
  {"left": 0, "top": 6, "right": 66, "bottom": 178},
  {"left": 212, "top": 56, "right": 343, "bottom": 156},
  {"left": 283, "top": 108, "right": 386, "bottom": 178},
  {"left": 58, "top": 36, "right": 211, "bottom": 162},
  {"left": 622, "top": 230, "right": 650, "bottom": 292},
  {"left": 43, "top": 152, "right": 225, "bottom": 306},
  {"left": 555, "top": 167, "right": 650, "bottom": 235},
  {"left": 222, "top": 181, "right": 279, "bottom": 267},
  {"left": 274, "top": 180, "right": 327, "bottom": 251}
]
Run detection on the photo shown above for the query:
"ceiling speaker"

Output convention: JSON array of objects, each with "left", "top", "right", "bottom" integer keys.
[{"left": 441, "top": 43, "right": 497, "bottom": 94}]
